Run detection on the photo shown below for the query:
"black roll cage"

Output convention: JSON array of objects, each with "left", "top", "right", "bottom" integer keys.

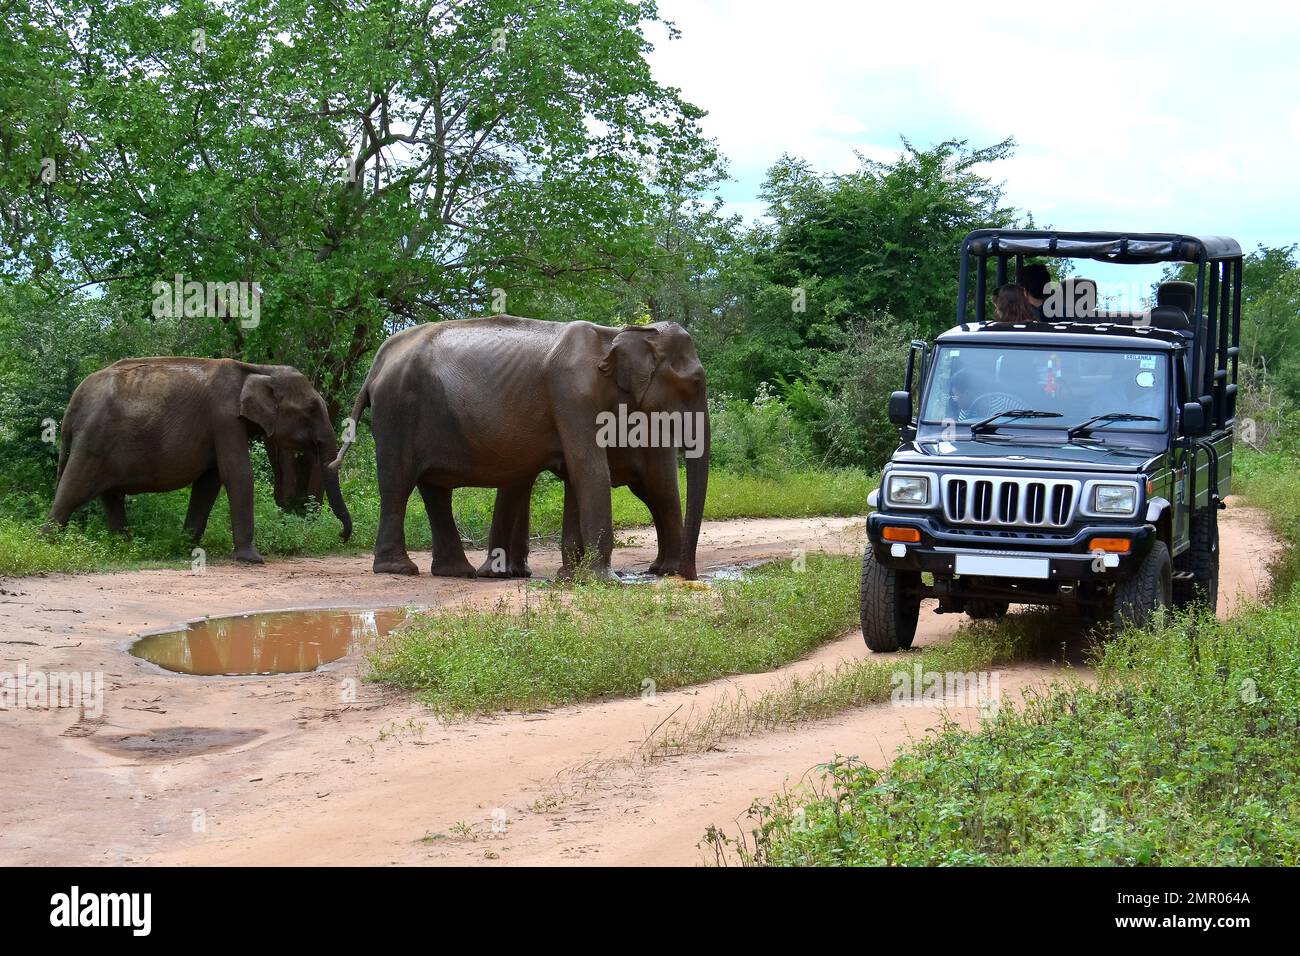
[{"left": 955, "top": 229, "right": 1243, "bottom": 431}]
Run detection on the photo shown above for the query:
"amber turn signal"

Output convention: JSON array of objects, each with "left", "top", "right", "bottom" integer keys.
[
  {"left": 1088, "top": 537, "right": 1131, "bottom": 553},
  {"left": 882, "top": 526, "right": 921, "bottom": 543}
]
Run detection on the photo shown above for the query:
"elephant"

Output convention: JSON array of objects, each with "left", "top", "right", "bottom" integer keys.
[
  {"left": 46, "top": 357, "right": 353, "bottom": 562},
  {"left": 476, "top": 443, "right": 687, "bottom": 579},
  {"left": 330, "top": 317, "right": 710, "bottom": 579}
]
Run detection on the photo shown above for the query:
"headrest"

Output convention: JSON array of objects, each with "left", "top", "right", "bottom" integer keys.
[
  {"left": 1149, "top": 305, "right": 1191, "bottom": 331},
  {"left": 1043, "top": 277, "right": 1098, "bottom": 320},
  {"left": 1156, "top": 280, "right": 1196, "bottom": 315},
  {"left": 1065, "top": 277, "right": 1097, "bottom": 317}
]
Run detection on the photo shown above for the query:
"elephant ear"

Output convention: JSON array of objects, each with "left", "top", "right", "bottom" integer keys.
[
  {"left": 598, "top": 326, "right": 662, "bottom": 406},
  {"left": 238, "top": 373, "right": 279, "bottom": 437}
]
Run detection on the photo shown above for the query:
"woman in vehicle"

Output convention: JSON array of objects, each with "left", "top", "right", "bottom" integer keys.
[{"left": 992, "top": 283, "right": 1038, "bottom": 324}]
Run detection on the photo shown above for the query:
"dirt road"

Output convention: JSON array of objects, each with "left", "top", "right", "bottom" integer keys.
[{"left": 0, "top": 502, "right": 1280, "bottom": 866}]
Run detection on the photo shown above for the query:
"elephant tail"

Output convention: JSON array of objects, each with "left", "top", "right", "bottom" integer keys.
[
  {"left": 326, "top": 379, "right": 372, "bottom": 473},
  {"left": 55, "top": 425, "right": 71, "bottom": 482}
]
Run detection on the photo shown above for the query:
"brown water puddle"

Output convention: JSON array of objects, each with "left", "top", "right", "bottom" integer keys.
[{"left": 129, "top": 607, "right": 413, "bottom": 676}]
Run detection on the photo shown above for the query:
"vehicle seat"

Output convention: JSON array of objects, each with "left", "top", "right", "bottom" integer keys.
[
  {"left": 1149, "top": 305, "right": 1191, "bottom": 331},
  {"left": 1156, "top": 280, "right": 1196, "bottom": 314}
]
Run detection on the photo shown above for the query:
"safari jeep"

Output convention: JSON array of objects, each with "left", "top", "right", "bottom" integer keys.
[{"left": 860, "top": 230, "right": 1241, "bottom": 651}]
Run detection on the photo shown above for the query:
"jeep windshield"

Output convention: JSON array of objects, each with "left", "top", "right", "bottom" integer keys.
[{"left": 920, "top": 344, "right": 1169, "bottom": 441}]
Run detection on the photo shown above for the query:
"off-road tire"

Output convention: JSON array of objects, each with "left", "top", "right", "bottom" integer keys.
[
  {"left": 966, "top": 600, "right": 1009, "bottom": 620},
  {"left": 1110, "top": 540, "right": 1172, "bottom": 630},
  {"left": 859, "top": 547, "right": 921, "bottom": 652},
  {"left": 1173, "top": 506, "right": 1219, "bottom": 611}
]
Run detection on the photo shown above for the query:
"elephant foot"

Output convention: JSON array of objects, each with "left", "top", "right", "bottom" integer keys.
[
  {"left": 430, "top": 556, "right": 477, "bottom": 578},
  {"left": 476, "top": 558, "right": 532, "bottom": 579},
  {"left": 374, "top": 556, "right": 419, "bottom": 576},
  {"left": 649, "top": 558, "right": 685, "bottom": 576},
  {"left": 235, "top": 547, "right": 265, "bottom": 565}
]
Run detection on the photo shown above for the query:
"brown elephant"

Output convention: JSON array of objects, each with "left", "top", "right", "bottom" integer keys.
[
  {"left": 477, "top": 444, "right": 687, "bottom": 579},
  {"left": 46, "top": 357, "right": 352, "bottom": 562},
  {"left": 331, "top": 317, "right": 710, "bottom": 579}
]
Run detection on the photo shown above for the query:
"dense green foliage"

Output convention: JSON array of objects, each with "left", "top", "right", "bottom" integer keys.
[
  {"left": 365, "top": 554, "right": 860, "bottom": 716},
  {"left": 705, "top": 444, "right": 1300, "bottom": 867}
]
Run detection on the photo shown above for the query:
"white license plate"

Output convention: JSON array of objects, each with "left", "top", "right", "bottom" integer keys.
[{"left": 954, "top": 554, "right": 1050, "bottom": 579}]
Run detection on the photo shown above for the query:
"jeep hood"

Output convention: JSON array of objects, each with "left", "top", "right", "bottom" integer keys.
[{"left": 892, "top": 438, "right": 1159, "bottom": 473}]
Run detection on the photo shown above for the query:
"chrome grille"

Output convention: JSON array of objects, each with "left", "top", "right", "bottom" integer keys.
[{"left": 940, "top": 475, "right": 1080, "bottom": 528}]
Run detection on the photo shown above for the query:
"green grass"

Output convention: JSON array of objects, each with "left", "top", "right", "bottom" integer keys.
[
  {"left": 706, "top": 445, "right": 1300, "bottom": 867},
  {"left": 1235, "top": 443, "right": 1300, "bottom": 595},
  {"left": 646, "top": 611, "right": 1061, "bottom": 759},
  {"left": 0, "top": 434, "right": 871, "bottom": 576},
  {"left": 364, "top": 554, "right": 861, "bottom": 717}
]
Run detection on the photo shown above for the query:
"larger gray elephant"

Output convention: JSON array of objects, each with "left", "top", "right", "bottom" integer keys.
[
  {"left": 46, "top": 357, "right": 352, "bottom": 562},
  {"left": 331, "top": 317, "right": 710, "bottom": 579}
]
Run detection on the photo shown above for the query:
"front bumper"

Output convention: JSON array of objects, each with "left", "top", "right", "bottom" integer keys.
[{"left": 866, "top": 511, "right": 1156, "bottom": 583}]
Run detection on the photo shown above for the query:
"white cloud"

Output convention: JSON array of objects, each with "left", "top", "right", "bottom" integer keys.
[{"left": 649, "top": 0, "right": 1300, "bottom": 248}]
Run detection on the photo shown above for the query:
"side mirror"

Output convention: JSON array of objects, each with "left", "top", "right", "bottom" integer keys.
[
  {"left": 889, "top": 390, "right": 913, "bottom": 426},
  {"left": 1182, "top": 401, "right": 1207, "bottom": 437}
]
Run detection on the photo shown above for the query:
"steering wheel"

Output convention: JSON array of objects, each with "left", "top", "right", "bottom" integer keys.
[{"left": 964, "top": 391, "right": 1027, "bottom": 418}]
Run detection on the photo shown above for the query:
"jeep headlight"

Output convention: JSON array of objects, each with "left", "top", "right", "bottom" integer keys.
[
  {"left": 1093, "top": 483, "right": 1137, "bottom": 515},
  {"left": 886, "top": 474, "right": 931, "bottom": 507}
]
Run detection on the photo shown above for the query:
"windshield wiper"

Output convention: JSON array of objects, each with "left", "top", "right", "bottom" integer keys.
[
  {"left": 1066, "top": 412, "right": 1159, "bottom": 440},
  {"left": 969, "top": 409, "right": 1062, "bottom": 434}
]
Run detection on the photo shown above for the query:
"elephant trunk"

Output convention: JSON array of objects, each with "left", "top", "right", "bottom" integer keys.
[
  {"left": 681, "top": 401, "right": 710, "bottom": 580},
  {"left": 317, "top": 432, "right": 353, "bottom": 541}
]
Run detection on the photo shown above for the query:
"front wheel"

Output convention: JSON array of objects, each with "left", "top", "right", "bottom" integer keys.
[
  {"left": 859, "top": 547, "right": 921, "bottom": 652},
  {"left": 1110, "top": 540, "right": 1172, "bottom": 630}
]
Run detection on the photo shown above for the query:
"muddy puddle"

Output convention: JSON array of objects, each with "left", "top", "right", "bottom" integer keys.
[{"left": 129, "top": 607, "right": 415, "bottom": 676}]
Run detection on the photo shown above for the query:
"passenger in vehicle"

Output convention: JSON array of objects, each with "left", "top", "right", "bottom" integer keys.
[
  {"left": 993, "top": 283, "right": 1037, "bottom": 324},
  {"left": 1020, "top": 262, "right": 1051, "bottom": 319},
  {"left": 949, "top": 367, "right": 980, "bottom": 419}
]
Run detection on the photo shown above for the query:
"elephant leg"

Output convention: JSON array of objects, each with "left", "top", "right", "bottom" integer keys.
[
  {"left": 557, "top": 477, "right": 585, "bottom": 580},
  {"left": 100, "top": 491, "right": 128, "bottom": 536},
  {"left": 638, "top": 453, "right": 685, "bottom": 576},
  {"left": 183, "top": 468, "right": 222, "bottom": 543},
  {"left": 44, "top": 453, "right": 101, "bottom": 533},
  {"left": 215, "top": 429, "right": 263, "bottom": 564},
  {"left": 372, "top": 457, "right": 418, "bottom": 575},
  {"left": 556, "top": 442, "right": 611, "bottom": 574},
  {"left": 418, "top": 482, "right": 475, "bottom": 578},
  {"left": 479, "top": 479, "right": 534, "bottom": 578}
]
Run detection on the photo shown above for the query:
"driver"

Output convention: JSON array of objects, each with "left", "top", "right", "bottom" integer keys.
[
  {"left": 952, "top": 366, "right": 1019, "bottom": 420},
  {"left": 950, "top": 368, "right": 983, "bottom": 419}
]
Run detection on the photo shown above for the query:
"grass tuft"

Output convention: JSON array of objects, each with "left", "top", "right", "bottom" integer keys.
[{"left": 365, "top": 555, "right": 861, "bottom": 717}]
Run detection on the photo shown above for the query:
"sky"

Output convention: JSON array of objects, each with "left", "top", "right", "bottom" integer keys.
[{"left": 647, "top": 0, "right": 1300, "bottom": 303}]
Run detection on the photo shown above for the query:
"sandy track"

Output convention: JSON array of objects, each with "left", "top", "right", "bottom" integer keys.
[{"left": 0, "top": 502, "right": 1279, "bottom": 866}]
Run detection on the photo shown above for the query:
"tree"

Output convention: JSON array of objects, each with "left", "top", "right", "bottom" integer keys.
[
  {"left": 2, "top": 0, "right": 719, "bottom": 413},
  {"left": 694, "top": 139, "right": 1019, "bottom": 396},
  {"left": 758, "top": 138, "right": 1018, "bottom": 338}
]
